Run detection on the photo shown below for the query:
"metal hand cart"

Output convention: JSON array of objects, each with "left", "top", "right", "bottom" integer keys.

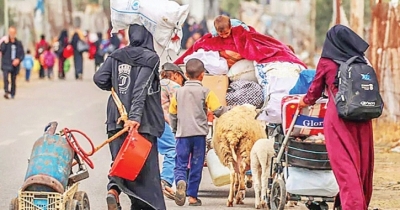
[{"left": 267, "top": 96, "right": 339, "bottom": 210}]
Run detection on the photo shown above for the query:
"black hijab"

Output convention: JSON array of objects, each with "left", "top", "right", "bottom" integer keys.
[
  {"left": 58, "top": 30, "right": 68, "bottom": 45},
  {"left": 110, "top": 24, "right": 159, "bottom": 69},
  {"left": 321, "top": 24, "right": 369, "bottom": 63},
  {"left": 97, "top": 32, "right": 103, "bottom": 40}
]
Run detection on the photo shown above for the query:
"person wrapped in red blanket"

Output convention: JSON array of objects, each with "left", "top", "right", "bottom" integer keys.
[{"left": 174, "top": 15, "right": 306, "bottom": 69}]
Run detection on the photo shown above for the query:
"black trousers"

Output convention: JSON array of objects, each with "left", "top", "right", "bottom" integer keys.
[
  {"left": 107, "top": 130, "right": 166, "bottom": 210},
  {"left": 2, "top": 68, "right": 18, "bottom": 96},
  {"left": 39, "top": 65, "right": 45, "bottom": 78}
]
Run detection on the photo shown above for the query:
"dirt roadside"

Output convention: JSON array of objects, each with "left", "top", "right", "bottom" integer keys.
[{"left": 370, "top": 149, "right": 400, "bottom": 209}]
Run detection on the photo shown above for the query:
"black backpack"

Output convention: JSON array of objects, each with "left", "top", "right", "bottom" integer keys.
[{"left": 330, "top": 56, "right": 384, "bottom": 121}]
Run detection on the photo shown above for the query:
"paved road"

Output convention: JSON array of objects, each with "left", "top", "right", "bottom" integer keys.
[{"left": 0, "top": 59, "right": 307, "bottom": 210}]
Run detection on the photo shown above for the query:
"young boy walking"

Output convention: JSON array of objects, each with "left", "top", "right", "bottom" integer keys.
[
  {"left": 22, "top": 50, "right": 34, "bottom": 82},
  {"left": 169, "top": 58, "right": 227, "bottom": 206}
]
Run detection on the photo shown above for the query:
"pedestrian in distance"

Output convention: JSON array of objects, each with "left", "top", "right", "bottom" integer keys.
[
  {"left": 35, "top": 34, "right": 49, "bottom": 79},
  {"left": 0, "top": 26, "right": 25, "bottom": 99},
  {"left": 22, "top": 49, "right": 34, "bottom": 82},
  {"left": 42, "top": 46, "right": 57, "bottom": 79}
]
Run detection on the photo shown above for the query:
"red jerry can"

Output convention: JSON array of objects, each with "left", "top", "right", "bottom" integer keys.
[{"left": 109, "top": 130, "right": 152, "bottom": 181}]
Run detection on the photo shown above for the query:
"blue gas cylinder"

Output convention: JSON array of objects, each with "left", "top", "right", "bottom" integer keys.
[{"left": 23, "top": 134, "right": 74, "bottom": 193}]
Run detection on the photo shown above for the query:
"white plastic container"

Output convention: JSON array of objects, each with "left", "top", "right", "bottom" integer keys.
[{"left": 206, "top": 149, "right": 231, "bottom": 187}]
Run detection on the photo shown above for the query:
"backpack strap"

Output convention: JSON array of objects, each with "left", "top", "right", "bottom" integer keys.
[{"left": 334, "top": 56, "right": 358, "bottom": 69}]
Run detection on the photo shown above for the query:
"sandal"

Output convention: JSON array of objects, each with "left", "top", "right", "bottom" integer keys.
[
  {"left": 161, "top": 180, "right": 175, "bottom": 200},
  {"left": 189, "top": 198, "right": 202, "bottom": 206},
  {"left": 175, "top": 180, "right": 187, "bottom": 206},
  {"left": 106, "top": 189, "right": 121, "bottom": 210}
]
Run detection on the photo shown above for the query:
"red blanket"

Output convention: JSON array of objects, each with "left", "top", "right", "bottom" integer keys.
[{"left": 174, "top": 26, "right": 307, "bottom": 68}]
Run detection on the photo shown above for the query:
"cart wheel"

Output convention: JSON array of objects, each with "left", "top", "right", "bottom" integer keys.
[
  {"left": 319, "top": 201, "right": 329, "bottom": 210},
  {"left": 65, "top": 200, "right": 80, "bottom": 210},
  {"left": 74, "top": 191, "right": 90, "bottom": 210},
  {"left": 269, "top": 179, "right": 286, "bottom": 210},
  {"left": 9, "top": 198, "right": 18, "bottom": 210}
]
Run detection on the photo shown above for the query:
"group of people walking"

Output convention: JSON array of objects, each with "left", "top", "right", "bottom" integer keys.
[
  {"left": 0, "top": 25, "right": 124, "bottom": 100},
  {"left": 0, "top": 14, "right": 378, "bottom": 210}
]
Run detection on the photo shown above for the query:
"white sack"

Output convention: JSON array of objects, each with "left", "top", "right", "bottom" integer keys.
[
  {"left": 284, "top": 167, "right": 339, "bottom": 197},
  {"left": 255, "top": 62, "right": 303, "bottom": 123},
  {"left": 184, "top": 49, "right": 229, "bottom": 75},
  {"left": 110, "top": 0, "right": 189, "bottom": 53},
  {"left": 227, "top": 59, "right": 258, "bottom": 82}
]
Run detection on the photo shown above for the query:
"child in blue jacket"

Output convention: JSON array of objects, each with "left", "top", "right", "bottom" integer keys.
[{"left": 22, "top": 50, "right": 34, "bottom": 82}]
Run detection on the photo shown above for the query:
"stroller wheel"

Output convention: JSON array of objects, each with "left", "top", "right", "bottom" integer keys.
[
  {"left": 320, "top": 201, "right": 329, "bottom": 210},
  {"left": 269, "top": 179, "right": 286, "bottom": 210},
  {"left": 305, "top": 201, "right": 329, "bottom": 210}
]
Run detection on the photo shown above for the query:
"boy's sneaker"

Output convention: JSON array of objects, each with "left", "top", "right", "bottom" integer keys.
[
  {"left": 161, "top": 179, "right": 175, "bottom": 200},
  {"left": 3, "top": 93, "right": 9, "bottom": 99},
  {"left": 175, "top": 180, "right": 187, "bottom": 206},
  {"left": 106, "top": 189, "right": 121, "bottom": 210}
]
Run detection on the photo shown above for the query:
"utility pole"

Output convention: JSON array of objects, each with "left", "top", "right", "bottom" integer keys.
[
  {"left": 4, "top": 0, "right": 9, "bottom": 31},
  {"left": 350, "top": 0, "right": 364, "bottom": 37},
  {"left": 309, "top": 0, "right": 316, "bottom": 68}
]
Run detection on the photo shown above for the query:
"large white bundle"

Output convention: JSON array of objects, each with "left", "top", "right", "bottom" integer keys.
[
  {"left": 227, "top": 59, "right": 258, "bottom": 82},
  {"left": 255, "top": 62, "right": 304, "bottom": 123},
  {"left": 284, "top": 167, "right": 339, "bottom": 197},
  {"left": 110, "top": 0, "right": 189, "bottom": 53},
  {"left": 183, "top": 49, "right": 229, "bottom": 75}
]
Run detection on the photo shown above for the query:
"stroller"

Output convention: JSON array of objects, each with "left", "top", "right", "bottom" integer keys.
[{"left": 267, "top": 95, "right": 340, "bottom": 210}]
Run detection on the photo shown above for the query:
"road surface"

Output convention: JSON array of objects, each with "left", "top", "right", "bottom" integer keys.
[{"left": 0, "top": 59, "right": 308, "bottom": 210}]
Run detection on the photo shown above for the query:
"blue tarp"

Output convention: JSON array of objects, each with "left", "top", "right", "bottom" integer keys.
[{"left": 289, "top": 69, "right": 316, "bottom": 95}]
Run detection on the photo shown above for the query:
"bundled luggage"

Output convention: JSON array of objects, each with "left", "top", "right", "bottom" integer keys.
[{"left": 110, "top": 0, "right": 189, "bottom": 52}]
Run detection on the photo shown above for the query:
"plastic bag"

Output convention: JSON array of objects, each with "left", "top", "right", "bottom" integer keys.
[
  {"left": 33, "top": 59, "right": 40, "bottom": 73},
  {"left": 184, "top": 49, "right": 229, "bottom": 75},
  {"left": 109, "top": 130, "right": 152, "bottom": 181},
  {"left": 289, "top": 69, "right": 316, "bottom": 94},
  {"left": 110, "top": 0, "right": 189, "bottom": 53},
  {"left": 77, "top": 40, "right": 89, "bottom": 53},
  {"left": 64, "top": 59, "right": 71, "bottom": 73},
  {"left": 255, "top": 62, "right": 303, "bottom": 123},
  {"left": 63, "top": 45, "right": 74, "bottom": 59},
  {"left": 284, "top": 167, "right": 339, "bottom": 197}
]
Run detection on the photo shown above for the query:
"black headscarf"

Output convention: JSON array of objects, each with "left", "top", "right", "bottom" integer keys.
[
  {"left": 110, "top": 24, "right": 159, "bottom": 69},
  {"left": 321, "top": 24, "right": 369, "bottom": 63},
  {"left": 97, "top": 32, "right": 103, "bottom": 40},
  {"left": 58, "top": 30, "right": 68, "bottom": 45}
]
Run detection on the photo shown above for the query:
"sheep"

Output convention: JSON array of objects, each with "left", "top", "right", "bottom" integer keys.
[
  {"left": 250, "top": 137, "right": 275, "bottom": 209},
  {"left": 212, "top": 104, "right": 267, "bottom": 207}
]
